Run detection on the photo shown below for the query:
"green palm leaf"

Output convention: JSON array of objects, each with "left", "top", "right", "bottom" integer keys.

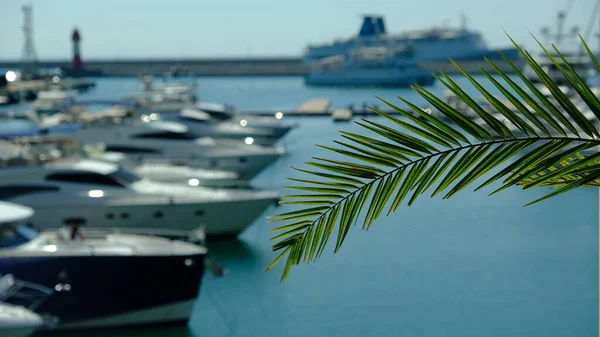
[{"left": 266, "top": 36, "right": 600, "bottom": 282}]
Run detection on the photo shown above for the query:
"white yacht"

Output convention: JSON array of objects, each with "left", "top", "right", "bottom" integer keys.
[
  {"left": 0, "top": 158, "right": 279, "bottom": 237},
  {"left": 82, "top": 145, "right": 249, "bottom": 188},
  {"left": 31, "top": 89, "right": 78, "bottom": 116},
  {"left": 122, "top": 76, "right": 297, "bottom": 139},
  {"left": 152, "top": 107, "right": 286, "bottom": 146},
  {"left": 124, "top": 78, "right": 197, "bottom": 112},
  {"left": 193, "top": 101, "right": 297, "bottom": 139},
  {"left": 47, "top": 114, "right": 285, "bottom": 180},
  {"left": 0, "top": 201, "right": 208, "bottom": 330}
]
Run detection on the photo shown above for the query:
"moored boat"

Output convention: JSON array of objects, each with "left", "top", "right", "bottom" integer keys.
[{"left": 0, "top": 201, "right": 208, "bottom": 330}]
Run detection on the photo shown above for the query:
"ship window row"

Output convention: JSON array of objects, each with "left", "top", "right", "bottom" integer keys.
[
  {"left": 104, "top": 145, "right": 161, "bottom": 154},
  {"left": 133, "top": 131, "right": 196, "bottom": 140},
  {"left": 0, "top": 172, "right": 140, "bottom": 197},
  {"left": 45, "top": 170, "right": 142, "bottom": 187},
  {"left": 0, "top": 185, "right": 60, "bottom": 199}
]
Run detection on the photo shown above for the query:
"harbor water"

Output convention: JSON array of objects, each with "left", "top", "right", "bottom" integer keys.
[{"left": 2, "top": 76, "right": 597, "bottom": 337}]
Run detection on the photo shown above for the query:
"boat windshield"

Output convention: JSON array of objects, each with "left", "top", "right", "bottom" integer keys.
[
  {"left": 0, "top": 224, "right": 39, "bottom": 248},
  {"left": 108, "top": 169, "right": 143, "bottom": 185}
]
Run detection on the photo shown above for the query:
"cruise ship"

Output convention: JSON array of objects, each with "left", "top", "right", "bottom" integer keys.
[
  {"left": 303, "top": 15, "right": 523, "bottom": 73},
  {"left": 304, "top": 45, "right": 435, "bottom": 87}
]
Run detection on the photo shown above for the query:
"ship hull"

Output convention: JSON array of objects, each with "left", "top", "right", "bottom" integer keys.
[
  {"left": 419, "top": 48, "right": 526, "bottom": 74},
  {"left": 305, "top": 68, "right": 435, "bottom": 87}
]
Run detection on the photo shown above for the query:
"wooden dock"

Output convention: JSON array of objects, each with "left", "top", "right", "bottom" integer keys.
[
  {"left": 296, "top": 98, "right": 332, "bottom": 114},
  {"left": 240, "top": 98, "right": 400, "bottom": 120}
]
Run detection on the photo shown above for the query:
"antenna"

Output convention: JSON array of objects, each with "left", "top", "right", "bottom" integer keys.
[
  {"left": 557, "top": 10, "right": 567, "bottom": 45},
  {"left": 580, "top": 0, "right": 600, "bottom": 56},
  {"left": 460, "top": 12, "right": 468, "bottom": 30},
  {"left": 541, "top": 7, "right": 577, "bottom": 48},
  {"left": 21, "top": 4, "right": 38, "bottom": 75}
]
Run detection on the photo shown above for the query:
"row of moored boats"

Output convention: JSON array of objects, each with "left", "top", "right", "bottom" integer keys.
[{"left": 0, "top": 76, "right": 295, "bottom": 336}]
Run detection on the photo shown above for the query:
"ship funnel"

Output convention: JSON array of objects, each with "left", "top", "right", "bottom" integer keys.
[{"left": 358, "top": 15, "right": 386, "bottom": 37}]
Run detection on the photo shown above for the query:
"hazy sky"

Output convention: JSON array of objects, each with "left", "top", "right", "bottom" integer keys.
[{"left": 0, "top": 0, "right": 596, "bottom": 60}]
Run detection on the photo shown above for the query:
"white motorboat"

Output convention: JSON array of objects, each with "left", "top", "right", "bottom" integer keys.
[
  {"left": 125, "top": 79, "right": 197, "bottom": 112},
  {"left": 45, "top": 112, "right": 285, "bottom": 179},
  {"left": 0, "top": 201, "right": 208, "bottom": 330},
  {"left": 122, "top": 76, "right": 297, "bottom": 139},
  {"left": 0, "top": 157, "right": 279, "bottom": 237},
  {"left": 193, "top": 101, "right": 297, "bottom": 139},
  {"left": 31, "top": 89, "right": 79, "bottom": 116},
  {"left": 151, "top": 107, "right": 286, "bottom": 146},
  {"left": 83, "top": 148, "right": 249, "bottom": 188}
]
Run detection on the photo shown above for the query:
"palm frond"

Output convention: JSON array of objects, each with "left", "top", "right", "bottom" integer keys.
[
  {"left": 266, "top": 35, "right": 600, "bottom": 282},
  {"left": 517, "top": 151, "right": 600, "bottom": 187}
]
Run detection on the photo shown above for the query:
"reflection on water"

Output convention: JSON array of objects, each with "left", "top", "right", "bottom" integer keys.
[
  {"left": 33, "top": 325, "right": 196, "bottom": 337},
  {"left": 206, "top": 238, "right": 260, "bottom": 260}
]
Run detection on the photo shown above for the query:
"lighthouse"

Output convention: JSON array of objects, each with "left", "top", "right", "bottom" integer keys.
[
  {"left": 63, "top": 26, "right": 102, "bottom": 77},
  {"left": 72, "top": 27, "right": 82, "bottom": 69}
]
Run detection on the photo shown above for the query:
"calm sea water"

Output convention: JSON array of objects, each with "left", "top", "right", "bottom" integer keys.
[{"left": 2, "top": 76, "right": 597, "bottom": 337}]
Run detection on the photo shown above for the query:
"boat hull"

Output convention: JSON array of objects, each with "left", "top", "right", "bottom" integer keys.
[
  {"left": 9, "top": 194, "right": 276, "bottom": 237},
  {"left": 227, "top": 116, "right": 297, "bottom": 138},
  {"left": 133, "top": 165, "right": 248, "bottom": 188},
  {"left": 153, "top": 112, "right": 285, "bottom": 146},
  {"left": 122, "top": 150, "right": 282, "bottom": 180},
  {"left": 1, "top": 326, "right": 39, "bottom": 337},
  {"left": 0, "top": 254, "right": 205, "bottom": 330},
  {"left": 54, "top": 124, "right": 285, "bottom": 179}
]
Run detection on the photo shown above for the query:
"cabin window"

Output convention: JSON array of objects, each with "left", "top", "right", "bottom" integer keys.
[
  {"left": 104, "top": 145, "right": 161, "bottom": 154},
  {"left": 132, "top": 131, "right": 196, "bottom": 140},
  {"left": 108, "top": 170, "right": 142, "bottom": 185},
  {"left": 0, "top": 224, "right": 38, "bottom": 248},
  {"left": 205, "top": 111, "right": 231, "bottom": 121},
  {"left": 0, "top": 185, "right": 59, "bottom": 199},
  {"left": 180, "top": 116, "right": 209, "bottom": 124},
  {"left": 45, "top": 172, "right": 126, "bottom": 187}
]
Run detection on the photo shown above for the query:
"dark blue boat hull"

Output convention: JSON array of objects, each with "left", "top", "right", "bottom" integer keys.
[{"left": 0, "top": 254, "right": 205, "bottom": 330}]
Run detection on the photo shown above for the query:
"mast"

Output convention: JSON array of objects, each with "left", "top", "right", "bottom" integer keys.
[
  {"left": 460, "top": 12, "right": 468, "bottom": 31},
  {"left": 21, "top": 4, "right": 38, "bottom": 76}
]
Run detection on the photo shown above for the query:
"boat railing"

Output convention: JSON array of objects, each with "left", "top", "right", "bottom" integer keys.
[
  {"left": 0, "top": 138, "right": 82, "bottom": 168},
  {"left": 54, "top": 226, "right": 206, "bottom": 256},
  {"left": 0, "top": 273, "right": 54, "bottom": 311},
  {"left": 311, "top": 55, "right": 345, "bottom": 71},
  {"left": 81, "top": 226, "right": 206, "bottom": 245}
]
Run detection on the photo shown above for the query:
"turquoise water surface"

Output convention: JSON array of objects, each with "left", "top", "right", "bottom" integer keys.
[{"left": 1, "top": 76, "right": 597, "bottom": 337}]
